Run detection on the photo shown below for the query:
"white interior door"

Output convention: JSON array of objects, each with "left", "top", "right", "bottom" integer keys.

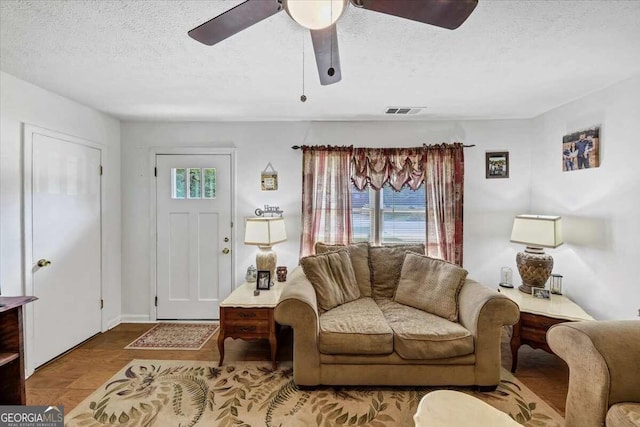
[
  {"left": 30, "top": 132, "right": 102, "bottom": 369},
  {"left": 156, "top": 154, "right": 232, "bottom": 319}
]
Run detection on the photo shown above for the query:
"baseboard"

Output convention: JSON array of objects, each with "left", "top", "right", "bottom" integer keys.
[
  {"left": 120, "top": 314, "right": 154, "bottom": 323},
  {"left": 105, "top": 316, "right": 121, "bottom": 331}
]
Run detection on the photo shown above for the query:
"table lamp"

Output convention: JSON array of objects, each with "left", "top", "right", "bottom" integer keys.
[
  {"left": 244, "top": 217, "right": 287, "bottom": 283},
  {"left": 510, "top": 215, "right": 563, "bottom": 294}
]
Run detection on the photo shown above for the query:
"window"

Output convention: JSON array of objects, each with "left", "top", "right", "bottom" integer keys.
[
  {"left": 172, "top": 168, "right": 216, "bottom": 199},
  {"left": 351, "top": 183, "right": 426, "bottom": 244}
]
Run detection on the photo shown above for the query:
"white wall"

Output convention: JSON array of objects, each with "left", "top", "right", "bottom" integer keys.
[
  {"left": 0, "top": 71, "right": 122, "bottom": 329},
  {"left": 529, "top": 75, "right": 640, "bottom": 320},
  {"left": 121, "top": 120, "right": 531, "bottom": 319},
  {"left": 2, "top": 69, "right": 636, "bottom": 327}
]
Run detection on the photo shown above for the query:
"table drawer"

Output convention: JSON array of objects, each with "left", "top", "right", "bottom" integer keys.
[
  {"left": 521, "top": 313, "right": 566, "bottom": 330},
  {"left": 223, "top": 308, "right": 271, "bottom": 321},
  {"left": 521, "top": 326, "right": 549, "bottom": 344},
  {"left": 224, "top": 321, "right": 270, "bottom": 335}
]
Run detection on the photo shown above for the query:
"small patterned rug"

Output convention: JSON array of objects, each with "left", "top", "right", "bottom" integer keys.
[
  {"left": 124, "top": 323, "right": 218, "bottom": 350},
  {"left": 65, "top": 360, "right": 563, "bottom": 427}
]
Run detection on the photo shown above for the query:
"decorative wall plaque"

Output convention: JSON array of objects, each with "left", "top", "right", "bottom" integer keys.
[{"left": 261, "top": 162, "right": 278, "bottom": 191}]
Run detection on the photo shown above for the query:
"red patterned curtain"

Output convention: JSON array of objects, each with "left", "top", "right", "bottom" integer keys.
[
  {"left": 423, "top": 143, "right": 465, "bottom": 265},
  {"left": 300, "top": 146, "right": 353, "bottom": 257},
  {"left": 351, "top": 147, "right": 425, "bottom": 191}
]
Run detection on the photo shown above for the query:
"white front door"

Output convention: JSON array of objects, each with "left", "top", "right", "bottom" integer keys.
[
  {"left": 29, "top": 131, "right": 102, "bottom": 369},
  {"left": 156, "top": 154, "right": 232, "bottom": 319}
]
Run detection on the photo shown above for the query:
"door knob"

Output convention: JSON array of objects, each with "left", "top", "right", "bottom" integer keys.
[
  {"left": 222, "top": 248, "right": 230, "bottom": 254},
  {"left": 37, "top": 259, "right": 52, "bottom": 267}
]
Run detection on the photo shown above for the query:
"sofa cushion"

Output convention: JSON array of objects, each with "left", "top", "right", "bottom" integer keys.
[
  {"left": 378, "top": 299, "right": 474, "bottom": 360},
  {"left": 319, "top": 297, "right": 393, "bottom": 355},
  {"left": 369, "top": 244, "right": 425, "bottom": 300},
  {"left": 394, "top": 252, "right": 468, "bottom": 322},
  {"left": 315, "top": 242, "right": 372, "bottom": 297},
  {"left": 300, "top": 249, "right": 361, "bottom": 312},
  {"left": 607, "top": 403, "right": 640, "bottom": 427}
]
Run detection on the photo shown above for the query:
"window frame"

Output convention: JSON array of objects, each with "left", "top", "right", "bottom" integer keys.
[{"left": 352, "top": 183, "right": 426, "bottom": 245}]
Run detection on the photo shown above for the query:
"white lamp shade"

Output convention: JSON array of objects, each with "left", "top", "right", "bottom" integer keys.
[
  {"left": 284, "top": 0, "right": 348, "bottom": 30},
  {"left": 510, "top": 215, "right": 563, "bottom": 248},
  {"left": 244, "top": 217, "right": 287, "bottom": 246}
]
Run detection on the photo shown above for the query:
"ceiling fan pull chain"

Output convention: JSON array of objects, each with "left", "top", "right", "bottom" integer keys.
[
  {"left": 327, "top": 0, "right": 336, "bottom": 77},
  {"left": 300, "top": 31, "right": 307, "bottom": 102},
  {"left": 330, "top": 0, "right": 334, "bottom": 69}
]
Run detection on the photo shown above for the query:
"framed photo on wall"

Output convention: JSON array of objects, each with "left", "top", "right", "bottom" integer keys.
[
  {"left": 562, "top": 126, "right": 600, "bottom": 172},
  {"left": 486, "top": 152, "right": 509, "bottom": 179}
]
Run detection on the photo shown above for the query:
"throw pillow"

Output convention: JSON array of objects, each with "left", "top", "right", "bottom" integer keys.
[
  {"left": 369, "top": 244, "right": 425, "bottom": 300},
  {"left": 394, "top": 252, "right": 468, "bottom": 322},
  {"left": 300, "top": 248, "right": 361, "bottom": 312},
  {"left": 315, "top": 242, "right": 372, "bottom": 297}
]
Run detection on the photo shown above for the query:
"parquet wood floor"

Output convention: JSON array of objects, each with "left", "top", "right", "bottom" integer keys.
[{"left": 26, "top": 323, "right": 569, "bottom": 417}]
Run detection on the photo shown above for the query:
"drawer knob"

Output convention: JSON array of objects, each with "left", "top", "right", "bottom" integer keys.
[
  {"left": 239, "top": 312, "right": 256, "bottom": 318},
  {"left": 239, "top": 326, "right": 256, "bottom": 332}
]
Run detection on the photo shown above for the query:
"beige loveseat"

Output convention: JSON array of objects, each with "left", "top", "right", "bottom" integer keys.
[
  {"left": 547, "top": 320, "right": 640, "bottom": 427},
  {"left": 274, "top": 242, "right": 519, "bottom": 388}
]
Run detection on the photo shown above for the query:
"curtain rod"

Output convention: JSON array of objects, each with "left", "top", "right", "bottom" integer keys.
[{"left": 291, "top": 144, "right": 476, "bottom": 150}]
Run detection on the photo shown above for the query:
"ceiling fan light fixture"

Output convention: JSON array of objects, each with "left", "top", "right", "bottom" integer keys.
[{"left": 284, "top": 0, "right": 348, "bottom": 30}]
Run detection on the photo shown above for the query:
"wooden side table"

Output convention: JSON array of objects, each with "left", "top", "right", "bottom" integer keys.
[
  {"left": 218, "top": 281, "right": 284, "bottom": 369},
  {"left": 0, "top": 296, "right": 37, "bottom": 404},
  {"left": 498, "top": 287, "right": 593, "bottom": 372}
]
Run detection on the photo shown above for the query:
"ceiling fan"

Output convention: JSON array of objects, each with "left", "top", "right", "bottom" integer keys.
[{"left": 188, "top": 0, "right": 478, "bottom": 86}]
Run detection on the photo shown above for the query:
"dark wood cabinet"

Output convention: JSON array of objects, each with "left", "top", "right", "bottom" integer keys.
[{"left": 0, "top": 296, "right": 37, "bottom": 404}]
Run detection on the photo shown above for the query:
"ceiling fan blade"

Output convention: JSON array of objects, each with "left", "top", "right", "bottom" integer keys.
[
  {"left": 188, "top": 0, "right": 282, "bottom": 46},
  {"left": 310, "top": 25, "right": 342, "bottom": 86},
  {"left": 351, "top": 0, "right": 478, "bottom": 30}
]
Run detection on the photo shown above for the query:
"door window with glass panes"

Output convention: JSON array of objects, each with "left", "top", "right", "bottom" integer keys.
[{"left": 351, "top": 183, "right": 425, "bottom": 245}]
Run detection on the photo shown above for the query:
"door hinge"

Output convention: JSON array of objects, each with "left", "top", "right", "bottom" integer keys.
[
  {"left": 231, "top": 221, "right": 233, "bottom": 228},
  {"left": 100, "top": 165, "right": 103, "bottom": 176},
  {"left": 154, "top": 167, "right": 157, "bottom": 177},
  {"left": 155, "top": 296, "right": 158, "bottom": 307},
  {"left": 100, "top": 299, "right": 104, "bottom": 309}
]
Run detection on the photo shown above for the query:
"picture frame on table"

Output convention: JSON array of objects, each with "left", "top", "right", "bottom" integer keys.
[
  {"left": 256, "top": 270, "right": 271, "bottom": 290},
  {"left": 486, "top": 152, "right": 509, "bottom": 179},
  {"left": 532, "top": 288, "right": 551, "bottom": 299}
]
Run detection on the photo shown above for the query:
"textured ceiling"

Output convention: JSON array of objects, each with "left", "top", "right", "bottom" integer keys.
[{"left": 1, "top": 0, "right": 639, "bottom": 121}]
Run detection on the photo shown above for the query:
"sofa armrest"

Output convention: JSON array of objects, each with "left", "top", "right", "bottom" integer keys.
[
  {"left": 274, "top": 266, "right": 321, "bottom": 385},
  {"left": 458, "top": 279, "right": 520, "bottom": 335},
  {"left": 547, "top": 320, "right": 640, "bottom": 427},
  {"left": 458, "top": 279, "right": 520, "bottom": 386}
]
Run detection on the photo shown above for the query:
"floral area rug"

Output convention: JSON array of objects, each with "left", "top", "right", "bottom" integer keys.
[
  {"left": 65, "top": 360, "right": 563, "bottom": 427},
  {"left": 124, "top": 324, "right": 219, "bottom": 350}
]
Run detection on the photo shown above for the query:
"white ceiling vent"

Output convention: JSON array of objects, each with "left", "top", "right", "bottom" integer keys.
[{"left": 385, "top": 107, "right": 425, "bottom": 115}]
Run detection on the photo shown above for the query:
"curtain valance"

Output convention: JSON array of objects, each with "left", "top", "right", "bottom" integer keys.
[
  {"left": 349, "top": 143, "right": 463, "bottom": 191},
  {"left": 350, "top": 147, "right": 425, "bottom": 191}
]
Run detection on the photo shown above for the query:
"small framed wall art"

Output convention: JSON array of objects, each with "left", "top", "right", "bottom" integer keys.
[
  {"left": 562, "top": 126, "right": 600, "bottom": 171},
  {"left": 486, "top": 152, "right": 509, "bottom": 179},
  {"left": 261, "top": 162, "right": 278, "bottom": 191}
]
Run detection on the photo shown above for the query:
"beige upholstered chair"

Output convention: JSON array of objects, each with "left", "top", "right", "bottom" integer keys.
[{"left": 547, "top": 320, "right": 640, "bottom": 427}]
